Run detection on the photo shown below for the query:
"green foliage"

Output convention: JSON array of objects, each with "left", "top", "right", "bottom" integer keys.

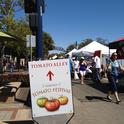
[
  {"left": 0, "top": 0, "right": 55, "bottom": 59},
  {"left": 43, "top": 32, "right": 55, "bottom": 55},
  {"left": 96, "top": 37, "right": 108, "bottom": 46},
  {"left": 0, "top": 0, "right": 23, "bottom": 16},
  {"left": 66, "top": 37, "right": 109, "bottom": 53},
  {"left": 2, "top": 17, "right": 31, "bottom": 57},
  {"left": 0, "top": 0, "right": 30, "bottom": 58},
  {"left": 66, "top": 38, "right": 93, "bottom": 52},
  {"left": 83, "top": 38, "right": 93, "bottom": 45},
  {"left": 78, "top": 38, "right": 93, "bottom": 49},
  {"left": 33, "top": 32, "right": 55, "bottom": 58},
  {"left": 66, "top": 44, "right": 76, "bottom": 53}
]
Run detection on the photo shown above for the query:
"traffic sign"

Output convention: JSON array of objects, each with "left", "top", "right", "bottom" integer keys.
[{"left": 26, "top": 35, "right": 36, "bottom": 47}]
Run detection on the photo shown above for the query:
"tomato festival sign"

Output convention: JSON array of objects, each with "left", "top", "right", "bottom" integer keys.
[{"left": 28, "top": 59, "right": 74, "bottom": 120}]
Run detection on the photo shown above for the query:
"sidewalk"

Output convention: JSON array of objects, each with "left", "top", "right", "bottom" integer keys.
[
  {"left": 0, "top": 78, "right": 124, "bottom": 124},
  {"left": 0, "top": 81, "right": 32, "bottom": 123},
  {"left": 69, "top": 79, "right": 124, "bottom": 124}
]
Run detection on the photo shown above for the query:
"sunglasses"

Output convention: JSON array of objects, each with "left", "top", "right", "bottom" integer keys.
[{"left": 113, "top": 54, "right": 117, "bottom": 56}]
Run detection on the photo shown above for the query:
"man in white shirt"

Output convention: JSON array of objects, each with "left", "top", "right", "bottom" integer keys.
[
  {"left": 73, "top": 57, "right": 79, "bottom": 79},
  {"left": 94, "top": 56, "right": 101, "bottom": 83}
]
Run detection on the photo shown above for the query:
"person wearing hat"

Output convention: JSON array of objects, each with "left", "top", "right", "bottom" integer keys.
[{"left": 79, "top": 57, "right": 87, "bottom": 84}]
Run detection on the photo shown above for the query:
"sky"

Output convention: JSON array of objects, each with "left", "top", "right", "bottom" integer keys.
[
  {"left": 42, "top": 0, "right": 124, "bottom": 49},
  {"left": 17, "top": 0, "right": 124, "bottom": 50}
]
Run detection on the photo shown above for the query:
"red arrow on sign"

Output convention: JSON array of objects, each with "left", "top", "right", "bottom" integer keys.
[{"left": 47, "top": 71, "right": 54, "bottom": 81}]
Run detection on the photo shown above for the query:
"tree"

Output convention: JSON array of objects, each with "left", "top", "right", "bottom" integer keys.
[
  {"left": 0, "top": 0, "right": 55, "bottom": 59},
  {"left": 96, "top": 37, "right": 108, "bottom": 46},
  {"left": 78, "top": 42, "right": 85, "bottom": 49},
  {"left": 33, "top": 32, "right": 55, "bottom": 58},
  {"left": 43, "top": 32, "right": 55, "bottom": 55},
  {"left": 78, "top": 38, "right": 93, "bottom": 49},
  {"left": 5, "top": 19, "right": 31, "bottom": 58},
  {"left": 66, "top": 44, "right": 76, "bottom": 53},
  {"left": 66, "top": 38, "right": 93, "bottom": 52},
  {"left": 0, "top": 0, "right": 23, "bottom": 30},
  {"left": 0, "top": 0, "right": 23, "bottom": 15},
  {"left": 0, "top": 0, "right": 29, "bottom": 58}
]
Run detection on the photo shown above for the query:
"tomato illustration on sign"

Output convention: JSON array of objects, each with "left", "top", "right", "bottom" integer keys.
[
  {"left": 37, "top": 97, "right": 48, "bottom": 107},
  {"left": 45, "top": 99, "right": 60, "bottom": 111},
  {"left": 58, "top": 96, "right": 68, "bottom": 105}
]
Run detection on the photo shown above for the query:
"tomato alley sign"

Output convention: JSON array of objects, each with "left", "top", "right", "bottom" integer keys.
[{"left": 28, "top": 59, "right": 74, "bottom": 118}]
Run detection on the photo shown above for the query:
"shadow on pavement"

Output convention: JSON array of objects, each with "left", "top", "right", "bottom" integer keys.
[
  {"left": 86, "top": 80, "right": 124, "bottom": 94},
  {"left": 5, "top": 120, "right": 34, "bottom": 124},
  {"left": 85, "top": 96, "right": 113, "bottom": 103},
  {"left": 87, "top": 82, "right": 108, "bottom": 94}
]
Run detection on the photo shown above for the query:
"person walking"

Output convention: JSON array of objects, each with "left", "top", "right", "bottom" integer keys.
[
  {"left": 79, "top": 57, "right": 87, "bottom": 84},
  {"left": 66, "top": 55, "right": 73, "bottom": 78},
  {"left": 2, "top": 58, "right": 7, "bottom": 73},
  {"left": 107, "top": 52, "right": 124, "bottom": 104},
  {"left": 9, "top": 59, "right": 14, "bottom": 73},
  {"left": 73, "top": 57, "right": 79, "bottom": 80},
  {"left": 94, "top": 55, "right": 101, "bottom": 83}
]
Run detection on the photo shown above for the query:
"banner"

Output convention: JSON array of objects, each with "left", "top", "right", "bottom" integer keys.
[{"left": 94, "top": 50, "right": 101, "bottom": 58}]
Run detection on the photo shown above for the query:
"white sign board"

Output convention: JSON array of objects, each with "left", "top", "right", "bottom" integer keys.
[
  {"left": 28, "top": 59, "right": 73, "bottom": 118},
  {"left": 26, "top": 35, "right": 36, "bottom": 47}
]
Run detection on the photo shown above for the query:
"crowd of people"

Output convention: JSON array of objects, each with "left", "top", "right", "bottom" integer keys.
[
  {"left": 68, "top": 52, "right": 124, "bottom": 104},
  {"left": 70, "top": 55, "right": 103, "bottom": 84},
  {"left": 0, "top": 58, "right": 14, "bottom": 73},
  {"left": 0, "top": 52, "right": 123, "bottom": 104},
  {"left": 0, "top": 57, "right": 27, "bottom": 73}
]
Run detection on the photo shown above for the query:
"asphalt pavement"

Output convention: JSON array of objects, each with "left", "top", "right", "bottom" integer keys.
[{"left": 69, "top": 78, "right": 124, "bottom": 124}]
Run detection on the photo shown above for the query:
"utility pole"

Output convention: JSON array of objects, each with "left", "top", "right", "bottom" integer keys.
[
  {"left": 76, "top": 41, "right": 78, "bottom": 49},
  {"left": 24, "top": 0, "right": 45, "bottom": 60},
  {"left": 36, "top": 0, "right": 44, "bottom": 60}
]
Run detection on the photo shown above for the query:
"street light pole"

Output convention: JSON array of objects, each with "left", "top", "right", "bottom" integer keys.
[
  {"left": 76, "top": 41, "right": 78, "bottom": 49},
  {"left": 24, "top": 0, "right": 45, "bottom": 60},
  {"left": 36, "top": 0, "right": 44, "bottom": 60}
]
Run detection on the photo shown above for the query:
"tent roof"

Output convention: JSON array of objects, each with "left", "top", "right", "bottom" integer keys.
[
  {"left": 77, "top": 41, "right": 116, "bottom": 55},
  {"left": 0, "top": 31, "right": 16, "bottom": 41},
  {"left": 67, "top": 48, "right": 77, "bottom": 56},
  {"left": 109, "top": 37, "right": 124, "bottom": 49},
  {"left": 0, "top": 31, "right": 14, "bottom": 38},
  {"left": 0, "top": 31, "right": 27, "bottom": 43},
  {"left": 114, "top": 37, "right": 124, "bottom": 42}
]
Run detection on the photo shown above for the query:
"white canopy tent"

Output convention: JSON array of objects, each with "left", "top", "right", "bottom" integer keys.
[
  {"left": 77, "top": 41, "right": 116, "bottom": 55},
  {"left": 67, "top": 48, "right": 77, "bottom": 57}
]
